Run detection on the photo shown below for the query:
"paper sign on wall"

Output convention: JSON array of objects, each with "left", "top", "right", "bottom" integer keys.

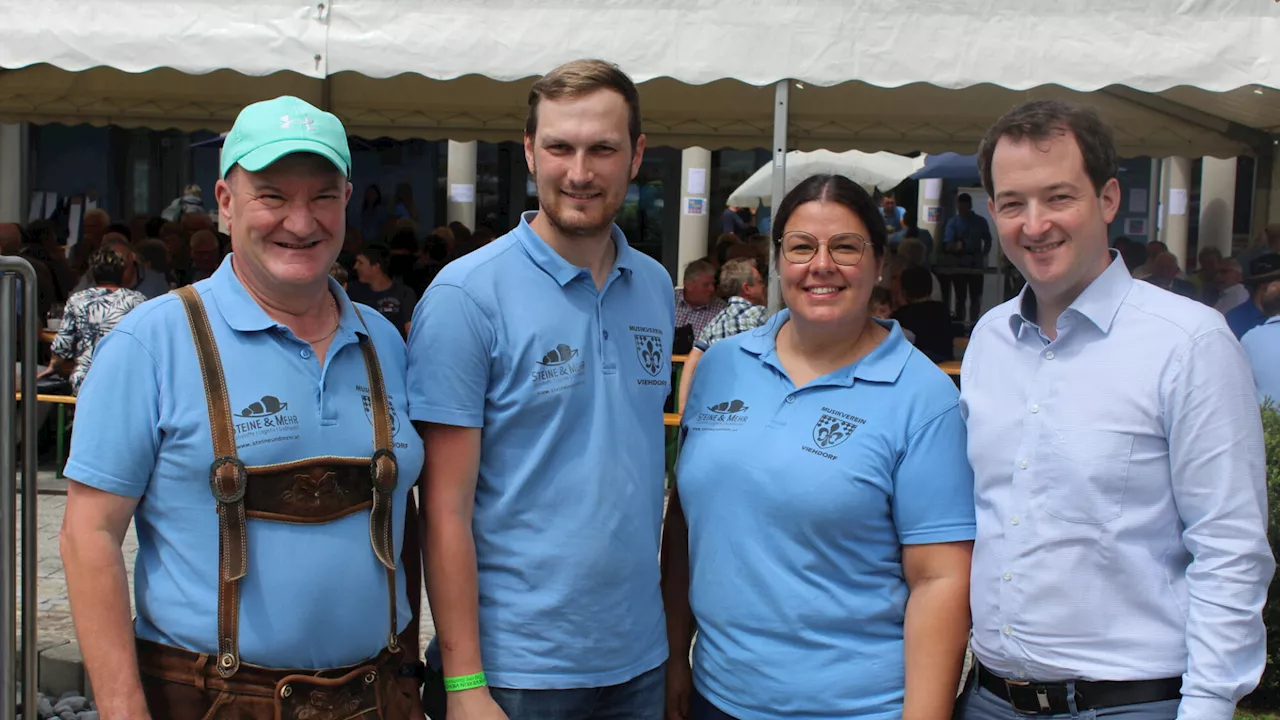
[
  {"left": 449, "top": 183, "right": 476, "bottom": 203},
  {"left": 1168, "top": 189, "right": 1188, "bottom": 216},
  {"left": 923, "top": 179, "right": 942, "bottom": 201},
  {"left": 926, "top": 205, "right": 941, "bottom": 224},
  {"left": 684, "top": 197, "right": 706, "bottom": 216},
  {"left": 687, "top": 168, "right": 707, "bottom": 195}
]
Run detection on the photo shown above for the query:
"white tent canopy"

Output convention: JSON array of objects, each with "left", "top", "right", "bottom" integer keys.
[
  {"left": 0, "top": 0, "right": 1277, "bottom": 157},
  {"left": 4, "top": 1, "right": 1277, "bottom": 90},
  {"left": 728, "top": 150, "right": 927, "bottom": 207}
]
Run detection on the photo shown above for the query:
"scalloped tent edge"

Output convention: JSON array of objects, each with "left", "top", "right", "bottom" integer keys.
[{"left": 0, "top": 0, "right": 1275, "bottom": 158}]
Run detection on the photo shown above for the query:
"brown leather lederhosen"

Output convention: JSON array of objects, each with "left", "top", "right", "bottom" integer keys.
[{"left": 134, "top": 286, "right": 421, "bottom": 719}]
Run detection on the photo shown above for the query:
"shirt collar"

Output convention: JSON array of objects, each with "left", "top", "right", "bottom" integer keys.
[
  {"left": 1009, "top": 250, "right": 1131, "bottom": 338},
  {"left": 210, "top": 254, "right": 365, "bottom": 337},
  {"left": 739, "top": 309, "right": 913, "bottom": 386},
  {"left": 1265, "top": 315, "right": 1280, "bottom": 326},
  {"left": 514, "top": 210, "right": 635, "bottom": 287}
]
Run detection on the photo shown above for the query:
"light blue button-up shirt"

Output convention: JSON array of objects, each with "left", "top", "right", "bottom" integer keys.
[
  {"left": 1241, "top": 316, "right": 1280, "bottom": 405},
  {"left": 959, "top": 252, "right": 1273, "bottom": 720}
]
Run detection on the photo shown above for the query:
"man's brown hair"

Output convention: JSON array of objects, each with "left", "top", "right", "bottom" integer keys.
[
  {"left": 978, "top": 99, "right": 1118, "bottom": 198},
  {"left": 526, "top": 59, "right": 642, "bottom": 150}
]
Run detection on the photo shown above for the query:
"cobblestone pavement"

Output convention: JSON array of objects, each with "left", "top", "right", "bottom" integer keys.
[{"left": 19, "top": 476, "right": 436, "bottom": 661}]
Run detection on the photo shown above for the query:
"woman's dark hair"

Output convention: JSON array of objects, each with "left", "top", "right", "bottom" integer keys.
[
  {"left": 89, "top": 245, "right": 129, "bottom": 286},
  {"left": 363, "top": 184, "right": 382, "bottom": 210},
  {"left": 388, "top": 227, "right": 419, "bottom": 254},
  {"left": 1112, "top": 236, "right": 1147, "bottom": 273},
  {"left": 133, "top": 238, "right": 171, "bottom": 274},
  {"left": 424, "top": 235, "right": 449, "bottom": 263},
  {"left": 449, "top": 221, "right": 473, "bottom": 247},
  {"left": 771, "top": 174, "right": 887, "bottom": 260},
  {"left": 24, "top": 220, "right": 56, "bottom": 247},
  {"left": 106, "top": 222, "right": 132, "bottom": 240},
  {"left": 713, "top": 233, "right": 740, "bottom": 266},
  {"left": 394, "top": 183, "right": 418, "bottom": 221},
  {"left": 145, "top": 215, "right": 167, "bottom": 239}
]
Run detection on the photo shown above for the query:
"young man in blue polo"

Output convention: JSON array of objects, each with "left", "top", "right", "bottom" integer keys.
[
  {"left": 409, "top": 59, "right": 675, "bottom": 720},
  {"left": 60, "top": 96, "right": 426, "bottom": 719}
]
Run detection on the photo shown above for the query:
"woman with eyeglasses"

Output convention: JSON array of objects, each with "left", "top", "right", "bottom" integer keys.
[{"left": 661, "top": 174, "right": 975, "bottom": 720}]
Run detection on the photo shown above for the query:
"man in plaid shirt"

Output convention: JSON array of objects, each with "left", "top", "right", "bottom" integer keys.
[
  {"left": 677, "top": 257, "right": 768, "bottom": 410},
  {"left": 675, "top": 258, "right": 726, "bottom": 339}
]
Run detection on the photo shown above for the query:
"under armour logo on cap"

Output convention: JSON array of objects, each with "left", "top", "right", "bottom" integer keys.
[{"left": 280, "top": 115, "right": 316, "bottom": 131}]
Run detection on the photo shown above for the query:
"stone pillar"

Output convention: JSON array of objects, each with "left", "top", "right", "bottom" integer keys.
[
  {"left": 1158, "top": 156, "right": 1191, "bottom": 267},
  {"left": 446, "top": 140, "right": 477, "bottom": 230},
  {"left": 677, "top": 147, "right": 712, "bottom": 283},
  {"left": 0, "top": 124, "right": 30, "bottom": 224},
  {"left": 1198, "top": 157, "right": 1237, "bottom": 259}
]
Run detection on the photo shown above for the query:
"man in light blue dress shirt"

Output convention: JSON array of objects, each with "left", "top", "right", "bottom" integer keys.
[
  {"left": 958, "top": 99, "right": 1273, "bottom": 720},
  {"left": 1240, "top": 282, "right": 1280, "bottom": 405}
]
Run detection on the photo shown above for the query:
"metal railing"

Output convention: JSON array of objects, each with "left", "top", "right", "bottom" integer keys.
[{"left": 1, "top": 256, "right": 38, "bottom": 720}]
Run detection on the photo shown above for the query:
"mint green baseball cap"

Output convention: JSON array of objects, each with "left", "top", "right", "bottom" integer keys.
[{"left": 219, "top": 95, "right": 351, "bottom": 179}]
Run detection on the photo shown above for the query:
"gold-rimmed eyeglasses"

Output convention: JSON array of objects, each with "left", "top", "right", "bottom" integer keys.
[{"left": 779, "top": 232, "right": 869, "bottom": 267}]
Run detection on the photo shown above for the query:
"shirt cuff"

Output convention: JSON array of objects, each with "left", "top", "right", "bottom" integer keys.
[{"left": 1176, "top": 694, "right": 1237, "bottom": 720}]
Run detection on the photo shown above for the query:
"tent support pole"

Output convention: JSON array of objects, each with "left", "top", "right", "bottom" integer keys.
[
  {"left": 1148, "top": 157, "right": 1160, "bottom": 246},
  {"left": 767, "top": 80, "right": 789, "bottom": 314}
]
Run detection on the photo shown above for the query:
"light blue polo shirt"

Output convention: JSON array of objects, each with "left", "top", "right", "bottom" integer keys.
[
  {"left": 65, "top": 255, "right": 423, "bottom": 669},
  {"left": 677, "top": 311, "right": 975, "bottom": 720},
  {"left": 407, "top": 211, "right": 674, "bottom": 689},
  {"left": 1241, "top": 315, "right": 1280, "bottom": 404}
]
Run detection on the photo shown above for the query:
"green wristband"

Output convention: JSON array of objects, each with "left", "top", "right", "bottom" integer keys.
[{"left": 443, "top": 671, "right": 487, "bottom": 692}]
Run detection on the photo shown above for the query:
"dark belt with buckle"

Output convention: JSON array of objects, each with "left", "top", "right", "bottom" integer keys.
[{"left": 976, "top": 663, "right": 1182, "bottom": 715}]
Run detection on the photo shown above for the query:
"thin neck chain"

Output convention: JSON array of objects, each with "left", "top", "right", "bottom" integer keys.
[{"left": 300, "top": 295, "right": 340, "bottom": 344}]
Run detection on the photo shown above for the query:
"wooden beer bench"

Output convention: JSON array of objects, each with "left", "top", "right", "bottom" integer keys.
[{"left": 14, "top": 392, "right": 76, "bottom": 479}]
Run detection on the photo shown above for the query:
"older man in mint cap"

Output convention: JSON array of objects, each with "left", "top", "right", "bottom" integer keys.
[{"left": 60, "top": 95, "right": 427, "bottom": 719}]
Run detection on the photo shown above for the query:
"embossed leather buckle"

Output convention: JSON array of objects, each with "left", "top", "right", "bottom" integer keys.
[
  {"left": 370, "top": 448, "right": 399, "bottom": 493},
  {"left": 209, "top": 456, "right": 248, "bottom": 504}
]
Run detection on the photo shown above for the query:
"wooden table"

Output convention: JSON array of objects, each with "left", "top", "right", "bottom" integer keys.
[
  {"left": 937, "top": 361, "right": 962, "bottom": 377},
  {"left": 39, "top": 329, "right": 56, "bottom": 345},
  {"left": 15, "top": 392, "right": 76, "bottom": 478}
]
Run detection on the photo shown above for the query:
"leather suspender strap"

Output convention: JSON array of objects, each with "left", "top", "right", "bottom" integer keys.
[
  {"left": 176, "top": 287, "right": 404, "bottom": 673},
  {"left": 174, "top": 285, "right": 248, "bottom": 679},
  {"left": 354, "top": 309, "right": 402, "bottom": 654}
]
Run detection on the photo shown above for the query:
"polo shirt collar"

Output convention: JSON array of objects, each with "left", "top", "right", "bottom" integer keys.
[
  {"left": 211, "top": 254, "right": 367, "bottom": 337},
  {"left": 514, "top": 210, "right": 636, "bottom": 287},
  {"left": 1009, "top": 250, "right": 1131, "bottom": 338},
  {"left": 740, "top": 309, "right": 913, "bottom": 387}
]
